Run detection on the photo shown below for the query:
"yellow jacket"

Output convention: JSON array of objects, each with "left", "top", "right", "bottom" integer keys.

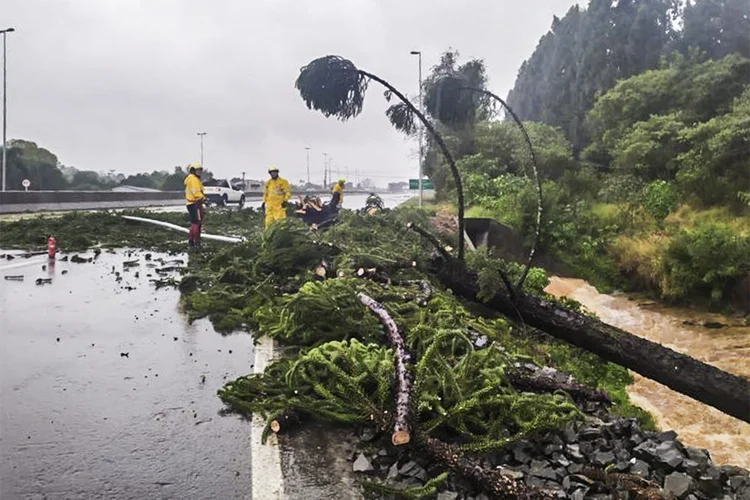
[
  {"left": 332, "top": 183, "right": 344, "bottom": 206},
  {"left": 185, "top": 173, "right": 205, "bottom": 205},
  {"left": 263, "top": 177, "right": 291, "bottom": 207}
]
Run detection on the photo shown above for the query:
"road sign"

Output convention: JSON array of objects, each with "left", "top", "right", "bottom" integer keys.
[
  {"left": 409, "top": 179, "right": 434, "bottom": 190},
  {"left": 22, "top": 179, "right": 30, "bottom": 191}
]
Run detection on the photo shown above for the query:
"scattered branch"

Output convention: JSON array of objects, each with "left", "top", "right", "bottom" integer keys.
[{"left": 357, "top": 292, "right": 413, "bottom": 445}]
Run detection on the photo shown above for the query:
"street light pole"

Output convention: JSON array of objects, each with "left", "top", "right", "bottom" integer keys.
[
  {"left": 1, "top": 28, "right": 16, "bottom": 192},
  {"left": 197, "top": 132, "right": 207, "bottom": 167},
  {"left": 322, "top": 152, "right": 328, "bottom": 187},
  {"left": 410, "top": 50, "right": 423, "bottom": 207},
  {"left": 305, "top": 146, "right": 310, "bottom": 185}
]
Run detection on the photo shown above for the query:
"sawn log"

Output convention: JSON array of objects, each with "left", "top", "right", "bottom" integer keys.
[{"left": 431, "top": 257, "right": 750, "bottom": 423}]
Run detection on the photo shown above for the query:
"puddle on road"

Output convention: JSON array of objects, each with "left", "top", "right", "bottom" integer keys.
[{"left": 0, "top": 249, "right": 255, "bottom": 500}]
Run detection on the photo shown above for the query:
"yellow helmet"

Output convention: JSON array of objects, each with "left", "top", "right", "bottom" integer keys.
[
  {"left": 338, "top": 178, "right": 345, "bottom": 184},
  {"left": 188, "top": 162, "right": 203, "bottom": 172},
  {"left": 268, "top": 165, "right": 279, "bottom": 173}
]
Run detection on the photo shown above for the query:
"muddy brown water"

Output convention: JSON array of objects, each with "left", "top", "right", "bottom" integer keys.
[
  {"left": 0, "top": 249, "right": 255, "bottom": 499},
  {"left": 545, "top": 277, "right": 750, "bottom": 469}
]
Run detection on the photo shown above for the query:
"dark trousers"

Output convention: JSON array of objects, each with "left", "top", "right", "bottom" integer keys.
[{"left": 187, "top": 203, "right": 203, "bottom": 244}]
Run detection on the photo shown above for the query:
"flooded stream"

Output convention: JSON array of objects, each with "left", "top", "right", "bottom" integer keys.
[{"left": 545, "top": 277, "right": 750, "bottom": 469}]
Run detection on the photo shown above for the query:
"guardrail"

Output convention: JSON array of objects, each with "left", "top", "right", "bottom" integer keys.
[{"left": 0, "top": 189, "right": 381, "bottom": 214}]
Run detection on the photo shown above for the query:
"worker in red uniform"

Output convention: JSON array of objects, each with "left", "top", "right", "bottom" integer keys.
[{"left": 184, "top": 162, "right": 206, "bottom": 247}]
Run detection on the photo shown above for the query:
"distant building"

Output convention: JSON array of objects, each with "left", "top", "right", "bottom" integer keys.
[{"left": 388, "top": 182, "right": 409, "bottom": 192}]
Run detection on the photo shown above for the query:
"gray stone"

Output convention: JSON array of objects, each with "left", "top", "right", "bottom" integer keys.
[
  {"left": 729, "top": 475, "right": 750, "bottom": 492},
  {"left": 526, "top": 476, "right": 558, "bottom": 489},
  {"left": 407, "top": 466, "right": 427, "bottom": 481},
  {"left": 387, "top": 462, "right": 400, "bottom": 480},
  {"left": 437, "top": 492, "right": 458, "bottom": 500},
  {"left": 360, "top": 427, "right": 377, "bottom": 441},
  {"left": 657, "top": 430, "right": 678, "bottom": 442},
  {"left": 665, "top": 472, "right": 693, "bottom": 499},
  {"left": 570, "top": 488, "right": 588, "bottom": 500},
  {"left": 565, "top": 444, "right": 584, "bottom": 462},
  {"left": 578, "top": 426, "right": 602, "bottom": 440},
  {"left": 544, "top": 442, "right": 563, "bottom": 456},
  {"left": 613, "top": 461, "right": 630, "bottom": 472},
  {"left": 497, "top": 466, "right": 524, "bottom": 481},
  {"left": 685, "top": 447, "right": 711, "bottom": 468},
  {"left": 721, "top": 464, "right": 750, "bottom": 478},
  {"left": 529, "top": 459, "right": 557, "bottom": 481},
  {"left": 697, "top": 469, "right": 723, "bottom": 498},
  {"left": 579, "top": 442, "right": 594, "bottom": 457},
  {"left": 629, "top": 459, "right": 650, "bottom": 478},
  {"left": 682, "top": 459, "right": 703, "bottom": 477},
  {"left": 513, "top": 444, "right": 533, "bottom": 464},
  {"left": 568, "top": 463, "right": 584, "bottom": 475},
  {"left": 593, "top": 450, "right": 616, "bottom": 467},
  {"left": 563, "top": 422, "right": 578, "bottom": 443},
  {"left": 353, "top": 453, "right": 374, "bottom": 472},
  {"left": 655, "top": 441, "right": 685, "bottom": 469},
  {"left": 552, "top": 452, "right": 570, "bottom": 467},
  {"left": 399, "top": 460, "right": 419, "bottom": 476}
]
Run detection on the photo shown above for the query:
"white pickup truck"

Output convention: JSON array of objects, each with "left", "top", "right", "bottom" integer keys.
[{"left": 203, "top": 179, "right": 246, "bottom": 207}]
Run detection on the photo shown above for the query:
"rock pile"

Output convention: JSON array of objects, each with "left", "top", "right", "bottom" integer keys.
[{"left": 355, "top": 411, "right": 749, "bottom": 499}]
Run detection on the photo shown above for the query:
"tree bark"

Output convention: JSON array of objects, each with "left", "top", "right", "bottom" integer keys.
[
  {"left": 431, "top": 257, "right": 750, "bottom": 423},
  {"left": 507, "top": 370, "right": 612, "bottom": 405},
  {"left": 421, "top": 436, "right": 549, "bottom": 499},
  {"left": 357, "top": 292, "right": 413, "bottom": 445}
]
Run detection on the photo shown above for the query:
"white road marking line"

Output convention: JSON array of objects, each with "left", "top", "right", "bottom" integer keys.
[{"left": 250, "top": 337, "right": 284, "bottom": 499}]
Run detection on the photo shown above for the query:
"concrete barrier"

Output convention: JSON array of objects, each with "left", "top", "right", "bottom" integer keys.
[{"left": 0, "top": 189, "right": 378, "bottom": 214}]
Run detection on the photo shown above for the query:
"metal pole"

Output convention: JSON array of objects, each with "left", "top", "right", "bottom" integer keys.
[
  {"left": 417, "top": 52, "right": 423, "bottom": 208},
  {"left": 197, "top": 132, "right": 207, "bottom": 168},
  {"left": 1, "top": 29, "right": 14, "bottom": 192},
  {"left": 323, "top": 152, "right": 328, "bottom": 188},
  {"left": 305, "top": 147, "right": 310, "bottom": 185},
  {"left": 410, "top": 50, "right": 424, "bottom": 207}
]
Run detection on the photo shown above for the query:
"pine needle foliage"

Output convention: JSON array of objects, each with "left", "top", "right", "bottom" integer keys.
[{"left": 295, "top": 56, "right": 368, "bottom": 121}]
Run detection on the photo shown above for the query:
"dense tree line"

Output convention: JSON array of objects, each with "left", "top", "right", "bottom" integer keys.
[
  {"left": 2, "top": 139, "right": 210, "bottom": 191},
  {"left": 505, "top": 0, "right": 749, "bottom": 152},
  {"left": 416, "top": 0, "right": 749, "bottom": 309}
]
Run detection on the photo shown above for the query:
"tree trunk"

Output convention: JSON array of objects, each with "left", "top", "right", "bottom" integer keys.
[
  {"left": 507, "top": 370, "right": 612, "bottom": 404},
  {"left": 432, "top": 257, "right": 750, "bottom": 423},
  {"left": 421, "top": 436, "right": 549, "bottom": 499},
  {"left": 357, "top": 292, "right": 413, "bottom": 445}
]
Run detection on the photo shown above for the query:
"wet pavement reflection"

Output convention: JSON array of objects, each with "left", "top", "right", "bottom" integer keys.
[{"left": 0, "top": 249, "right": 255, "bottom": 500}]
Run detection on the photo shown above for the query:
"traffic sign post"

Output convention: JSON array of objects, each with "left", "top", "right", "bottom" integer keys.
[
  {"left": 21, "top": 178, "right": 30, "bottom": 191},
  {"left": 409, "top": 179, "right": 433, "bottom": 190}
]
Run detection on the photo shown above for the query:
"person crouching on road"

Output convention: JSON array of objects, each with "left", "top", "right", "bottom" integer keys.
[
  {"left": 331, "top": 178, "right": 345, "bottom": 210},
  {"left": 185, "top": 162, "right": 206, "bottom": 247},
  {"left": 262, "top": 166, "right": 291, "bottom": 228}
]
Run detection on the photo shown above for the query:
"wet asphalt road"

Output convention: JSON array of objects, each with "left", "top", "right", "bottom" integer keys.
[{"left": 0, "top": 250, "right": 255, "bottom": 500}]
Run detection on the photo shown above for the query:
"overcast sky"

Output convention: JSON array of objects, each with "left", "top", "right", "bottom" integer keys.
[{"left": 5, "top": 0, "right": 578, "bottom": 185}]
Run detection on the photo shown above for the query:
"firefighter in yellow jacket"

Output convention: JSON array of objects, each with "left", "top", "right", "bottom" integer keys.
[
  {"left": 184, "top": 162, "right": 206, "bottom": 247},
  {"left": 262, "top": 166, "right": 291, "bottom": 228},
  {"left": 331, "top": 178, "right": 345, "bottom": 210}
]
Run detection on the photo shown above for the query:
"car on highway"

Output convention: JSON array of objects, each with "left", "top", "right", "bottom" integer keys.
[{"left": 203, "top": 179, "right": 246, "bottom": 207}]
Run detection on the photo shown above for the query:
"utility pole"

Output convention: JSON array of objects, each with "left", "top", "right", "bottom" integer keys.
[
  {"left": 197, "top": 132, "right": 207, "bottom": 167},
  {"left": 1, "top": 28, "right": 16, "bottom": 192},
  {"left": 305, "top": 147, "right": 310, "bottom": 185},
  {"left": 410, "top": 50, "right": 423, "bottom": 207},
  {"left": 322, "top": 152, "right": 328, "bottom": 188}
]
